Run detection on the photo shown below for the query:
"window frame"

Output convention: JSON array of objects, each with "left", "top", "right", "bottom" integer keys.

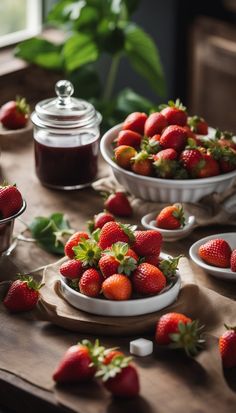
[{"left": 0, "top": 0, "right": 42, "bottom": 48}]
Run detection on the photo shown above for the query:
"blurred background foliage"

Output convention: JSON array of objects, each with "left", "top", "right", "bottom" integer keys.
[{"left": 15, "top": 0, "right": 166, "bottom": 129}]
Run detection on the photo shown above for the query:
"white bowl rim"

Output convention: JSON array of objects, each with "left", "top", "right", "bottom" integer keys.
[
  {"left": 60, "top": 252, "right": 181, "bottom": 306},
  {"left": 189, "top": 232, "right": 236, "bottom": 275},
  {"left": 142, "top": 212, "right": 196, "bottom": 235},
  {"left": 100, "top": 123, "right": 236, "bottom": 185}
]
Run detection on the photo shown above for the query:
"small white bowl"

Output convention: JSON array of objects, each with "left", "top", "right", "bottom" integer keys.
[
  {"left": 59, "top": 253, "right": 181, "bottom": 317},
  {"left": 100, "top": 124, "right": 236, "bottom": 202},
  {"left": 141, "top": 212, "right": 196, "bottom": 242},
  {"left": 0, "top": 121, "right": 33, "bottom": 150},
  {"left": 189, "top": 233, "right": 236, "bottom": 280}
]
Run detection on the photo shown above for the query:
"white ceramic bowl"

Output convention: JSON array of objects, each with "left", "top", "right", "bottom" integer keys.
[
  {"left": 189, "top": 232, "right": 236, "bottom": 280},
  {"left": 141, "top": 212, "right": 195, "bottom": 242},
  {"left": 100, "top": 124, "right": 236, "bottom": 202},
  {"left": 59, "top": 253, "right": 181, "bottom": 317}
]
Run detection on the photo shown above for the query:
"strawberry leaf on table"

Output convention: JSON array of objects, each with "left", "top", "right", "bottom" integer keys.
[{"left": 29, "top": 212, "right": 74, "bottom": 255}]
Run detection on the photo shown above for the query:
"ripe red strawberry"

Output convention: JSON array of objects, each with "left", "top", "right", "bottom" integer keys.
[
  {"left": 114, "top": 145, "right": 137, "bottom": 169},
  {"left": 179, "top": 148, "right": 204, "bottom": 176},
  {"left": 131, "top": 150, "right": 153, "bottom": 176},
  {"left": 132, "top": 263, "right": 166, "bottom": 295},
  {"left": 0, "top": 184, "right": 23, "bottom": 219},
  {"left": 182, "top": 126, "right": 198, "bottom": 141},
  {"left": 98, "top": 221, "right": 135, "bottom": 250},
  {"left": 104, "top": 192, "right": 132, "bottom": 217},
  {"left": 133, "top": 230, "right": 162, "bottom": 256},
  {"left": 0, "top": 97, "right": 29, "bottom": 129},
  {"left": 156, "top": 204, "right": 185, "bottom": 230},
  {"left": 160, "top": 125, "right": 187, "bottom": 152},
  {"left": 99, "top": 242, "right": 137, "bottom": 278},
  {"left": 196, "top": 153, "right": 220, "bottom": 178},
  {"left": 230, "top": 249, "right": 236, "bottom": 272},
  {"left": 3, "top": 276, "right": 42, "bottom": 313},
  {"left": 160, "top": 99, "right": 187, "bottom": 126},
  {"left": 89, "top": 211, "right": 115, "bottom": 232},
  {"left": 102, "top": 273, "right": 132, "bottom": 300},
  {"left": 79, "top": 268, "right": 103, "bottom": 297},
  {"left": 103, "top": 350, "right": 124, "bottom": 365},
  {"left": 143, "top": 254, "right": 160, "bottom": 267},
  {"left": 53, "top": 339, "right": 104, "bottom": 383},
  {"left": 59, "top": 259, "right": 84, "bottom": 279},
  {"left": 219, "top": 148, "right": 236, "bottom": 173},
  {"left": 219, "top": 325, "right": 236, "bottom": 368},
  {"left": 64, "top": 231, "right": 89, "bottom": 259},
  {"left": 122, "top": 112, "right": 147, "bottom": 135},
  {"left": 144, "top": 112, "right": 168, "bottom": 137},
  {"left": 102, "top": 363, "right": 139, "bottom": 398},
  {"left": 141, "top": 135, "right": 161, "bottom": 154},
  {"left": 155, "top": 312, "right": 204, "bottom": 356},
  {"left": 198, "top": 238, "right": 232, "bottom": 268},
  {"left": 153, "top": 148, "right": 178, "bottom": 178},
  {"left": 187, "top": 115, "right": 208, "bottom": 135},
  {"left": 117, "top": 130, "right": 142, "bottom": 149}
]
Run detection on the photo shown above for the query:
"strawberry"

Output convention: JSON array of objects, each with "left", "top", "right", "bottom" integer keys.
[
  {"left": 79, "top": 268, "right": 103, "bottom": 297},
  {"left": 73, "top": 238, "right": 102, "bottom": 267},
  {"left": 133, "top": 230, "right": 162, "bottom": 256},
  {"left": 117, "top": 130, "right": 142, "bottom": 149},
  {"left": 196, "top": 153, "right": 220, "bottom": 178},
  {"left": 187, "top": 115, "right": 208, "bottom": 135},
  {"left": 153, "top": 148, "right": 178, "bottom": 178},
  {"left": 0, "top": 184, "right": 23, "bottom": 219},
  {"left": 131, "top": 151, "right": 153, "bottom": 176},
  {"left": 97, "top": 354, "right": 140, "bottom": 398},
  {"left": 179, "top": 148, "right": 205, "bottom": 176},
  {"left": 160, "top": 125, "right": 187, "bottom": 152},
  {"left": 98, "top": 221, "right": 135, "bottom": 250},
  {"left": 99, "top": 242, "right": 137, "bottom": 278},
  {"left": 160, "top": 99, "right": 187, "bottom": 126},
  {"left": 182, "top": 126, "right": 198, "bottom": 141},
  {"left": 155, "top": 312, "right": 204, "bottom": 356},
  {"left": 59, "top": 259, "right": 84, "bottom": 279},
  {"left": 102, "top": 274, "right": 132, "bottom": 300},
  {"left": 88, "top": 211, "right": 115, "bottom": 232},
  {"left": 132, "top": 263, "right": 166, "bottom": 295},
  {"left": 219, "top": 148, "right": 236, "bottom": 173},
  {"left": 53, "top": 339, "right": 104, "bottom": 383},
  {"left": 143, "top": 254, "right": 160, "bottom": 266},
  {"left": 219, "top": 325, "right": 236, "bottom": 368},
  {"left": 3, "top": 275, "right": 42, "bottom": 313},
  {"left": 104, "top": 192, "right": 132, "bottom": 217},
  {"left": 230, "top": 249, "right": 236, "bottom": 272},
  {"left": 141, "top": 135, "right": 161, "bottom": 154},
  {"left": 144, "top": 112, "right": 168, "bottom": 137},
  {"left": 198, "top": 238, "right": 232, "bottom": 268},
  {"left": 103, "top": 350, "right": 124, "bottom": 365},
  {"left": 0, "top": 97, "right": 29, "bottom": 130},
  {"left": 122, "top": 112, "right": 147, "bottom": 135},
  {"left": 64, "top": 231, "right": 89, "bottom": 259},
  {"left": 114, "top": 145, "right": 137, "bottom": 169},
  {"left": 156, "top": 204, "right": 185, "bottom": 230}
]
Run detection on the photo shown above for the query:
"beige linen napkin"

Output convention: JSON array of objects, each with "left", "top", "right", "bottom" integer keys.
[{"left": 92, "top": 176, "right": 236, "bottom": 226}]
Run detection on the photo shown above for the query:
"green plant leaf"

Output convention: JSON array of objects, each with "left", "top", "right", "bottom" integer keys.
[
  {"left": 124, "top": 23, "right": 166, "bottom": 97},
  {"left": 69, "top": 64, "right": 101, "bottom": 99},
  {"left": 115, "top": 88, "right": 155, "bottom": 117},
  {"left": 123, "top": 0, "right": 140, "bottom": 15},
  {"left": 63, "top": 33, "right": 99, "bottom": 72},
  {"left": 15, "top": 38, "right": 63, "bottom": 70},
  {"left": 29, "top": 213, "right": 73, "bottom": 255}
]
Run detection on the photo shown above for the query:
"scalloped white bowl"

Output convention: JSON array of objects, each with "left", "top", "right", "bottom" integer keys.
[
  {"left": 59, "top": 253, "right": 181, "bottom": 317},
  {"left": 100, "top": 124, "right": 236, "bottom": 202}
]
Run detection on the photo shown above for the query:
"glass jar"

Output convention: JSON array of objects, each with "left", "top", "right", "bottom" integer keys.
[{"left": 31, "top": 80, "right": 102, "bottom": 190}]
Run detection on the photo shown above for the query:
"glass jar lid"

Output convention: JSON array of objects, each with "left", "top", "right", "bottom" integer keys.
[{"left": 31, "top": 80, "right": 101, "bottom": 129}]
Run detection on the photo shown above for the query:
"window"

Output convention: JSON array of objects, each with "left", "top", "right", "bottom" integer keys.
[{"left": 0, "top": 0, "right": 42, "bottom": 47}]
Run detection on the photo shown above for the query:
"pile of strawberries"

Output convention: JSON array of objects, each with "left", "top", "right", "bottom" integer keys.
[
  {"left": 113, "top": 99, "right": 236, "bottom": 179},
  {"left": 199, "top": 238, "right": 236, "bottom": 271},
  {"left": 60, "top": 212, "right": 180, "bottom": 300}
]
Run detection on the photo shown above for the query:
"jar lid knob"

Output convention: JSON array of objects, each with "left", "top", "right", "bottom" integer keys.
[{"left": 55, "top": 80, "right": 74, "bottom": 106}]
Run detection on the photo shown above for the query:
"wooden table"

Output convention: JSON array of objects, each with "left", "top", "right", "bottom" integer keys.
[{"left": 0, "top": 140, "right": 236, "bottom": 413}]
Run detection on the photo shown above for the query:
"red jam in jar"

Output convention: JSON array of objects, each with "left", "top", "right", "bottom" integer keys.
[{"left": 31, "top": 80, "right": 101, "bottom": 190}]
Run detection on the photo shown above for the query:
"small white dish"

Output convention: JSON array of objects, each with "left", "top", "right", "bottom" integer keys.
[
  {"left": 141, "top": 212, "right": 196, "bottom": 242},
  {"left": 189, "top": 232, "right": 236, "bottom": 281},
  {"left": 59, "top": 252, "right": 181, "bottom": 317}
]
